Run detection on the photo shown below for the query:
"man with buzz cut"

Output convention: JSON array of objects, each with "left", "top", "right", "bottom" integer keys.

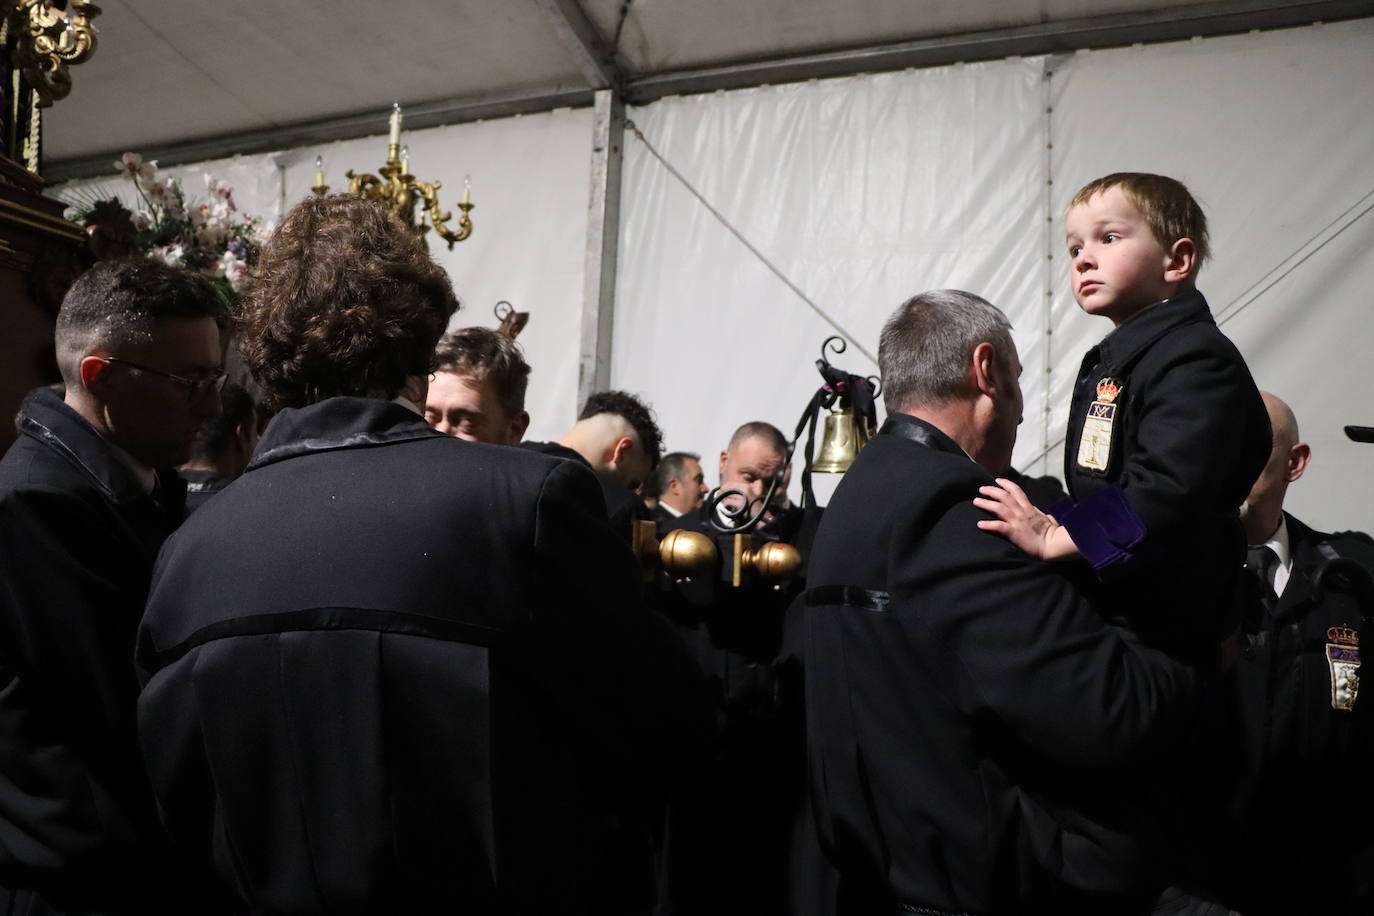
[
  {"left": 0, "top": 259, "right": 226, "bottom": 914},
  {"left": 524, "top": 390, "right": 663, "bottom": 540}
]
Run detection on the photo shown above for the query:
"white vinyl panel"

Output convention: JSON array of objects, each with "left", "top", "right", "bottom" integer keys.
[
  {"left": 615, "top": 60, "right": 1046, "bottom": 500},
  {"left": 1050, "top": 20, "right": 1374, "bottom": 532}
]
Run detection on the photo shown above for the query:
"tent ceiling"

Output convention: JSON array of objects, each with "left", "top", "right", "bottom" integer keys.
[{"left": 42, "top": 0, "right": 1373, "bottom": 180}]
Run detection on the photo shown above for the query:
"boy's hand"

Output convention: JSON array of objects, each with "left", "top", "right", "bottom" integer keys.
[{"left": 974, "top": 478, "right": 1077, "bottom": 561}]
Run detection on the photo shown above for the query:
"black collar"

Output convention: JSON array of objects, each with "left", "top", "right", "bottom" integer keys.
[
  {"left": 16, "top": 386, "right": 161, "bottom": 505},
  {"left": 1096, "top": 288, "right": 1215, "bottom": 370},
  {"left": 248, "top": 397, "right": 441, "bottom": 471},
  {"left": 879, "top": 412, "right": 967, "bottom": 456}
]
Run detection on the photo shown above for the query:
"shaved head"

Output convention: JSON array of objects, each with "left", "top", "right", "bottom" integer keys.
[{"left": 1261, "top": 391, "right": 1299, "bottom": 450}]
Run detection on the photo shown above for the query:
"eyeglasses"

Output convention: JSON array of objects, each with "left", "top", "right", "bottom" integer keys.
[{"left": 101, "top": 356, "right": 228, "bottom": 402}]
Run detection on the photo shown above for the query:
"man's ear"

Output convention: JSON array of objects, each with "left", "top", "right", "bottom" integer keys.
[
  {"left": 970, "top": 341, "right": 999, "bottom": 398},
  {"left": 79, "top": 355, "right": 113, "bottom": 395},
  {"left": 610, "top": 435, "right": 635, "bottom": 468},
  {"left": 719, "top": 449, "right": 730, "bottom": 479},
  {"left": 1286, "top": 442, "right": 1312, "bottom": 484},
  {"left": 1164, "top": 238, "right": 1197, "bottom": 286},
  {"left": 508, "top": 411, "right": 530, "bottom": 446}
]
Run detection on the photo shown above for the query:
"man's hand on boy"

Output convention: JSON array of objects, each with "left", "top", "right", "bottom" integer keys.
[{"left": 974, "top": 478, "right": 1079, "bottom": 562}]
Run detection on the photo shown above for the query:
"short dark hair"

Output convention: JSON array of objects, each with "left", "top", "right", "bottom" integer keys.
[
  {"left": 647, "top": 451, "right": 700, "bottom": 499},
  {"left": 878, "top": 289, "right": 1013, "bottom": 414},
  {"left": 55, "top": 258, "right": 225, "bottom": 387},
  {"left": 433, "top": 326, "right": 531, "bottom": 416},
  {"left": 1069, "top": 172, "right": 1210, "bottom": 276},
  {"left": 727, "top": 421, "right": 788, "bottom": 458},
  {"left": 186, "top": 382, "right": 256, "bottom": 464},
  {"left": 238, "top": 195, "right": 459, "bottom": 411},
  {"left": 579, "top": 390, "right": 663, "bottom": 467}
]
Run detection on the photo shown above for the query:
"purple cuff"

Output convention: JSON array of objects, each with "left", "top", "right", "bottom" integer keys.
[
  {"left": 1045, "top": 496, "right": 1075, "bottom": 522},
  {"left": 1060, "top": 485, "right": 1147, "bottom": 574}
]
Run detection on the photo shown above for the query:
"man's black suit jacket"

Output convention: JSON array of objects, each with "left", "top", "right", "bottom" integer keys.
[
  {"left": 1209, "top": 513, "right": 1374, "bottom": 914},
  {"left": 804, "top": 413, "right": 1196, "bottom": 915},
  {"left": 137, "top": 398, "right": 700, "bottom": 914},
  {"left": 0, "top": 387, "right": 191, "bottom": 914}
]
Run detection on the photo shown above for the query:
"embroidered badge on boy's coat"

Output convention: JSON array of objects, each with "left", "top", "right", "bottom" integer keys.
[
  {"left": 1326, "top": 625, "right": 1360, "bottom": 712},
  {"left": 1076, "top": 378, "right": 1124, "bottom": 472}
]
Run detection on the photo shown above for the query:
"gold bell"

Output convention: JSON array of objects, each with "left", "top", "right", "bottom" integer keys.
[{"left": 812, "top": 406, "right": 869, "bottom": 473}]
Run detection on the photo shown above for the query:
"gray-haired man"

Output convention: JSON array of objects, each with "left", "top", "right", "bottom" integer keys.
[{"left": 802, "top": 289, "right": 1195, "bottom": 914}]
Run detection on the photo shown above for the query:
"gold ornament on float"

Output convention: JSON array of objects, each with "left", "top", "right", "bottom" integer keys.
[{"left": 5, "top": 0, "right": 101, "bottom": 107}]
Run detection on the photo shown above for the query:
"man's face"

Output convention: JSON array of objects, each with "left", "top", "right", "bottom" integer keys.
[
  {"left": 662, "top": 457, "right": 707, "bottom": 513},
  {"left": 613, "top": 442, "right": 652, "bottom": 492},
  {"left": 425, "top": 370, "right": 526, "bottom": 446},
  {"left": 718, "top": 436, "right": 786, "bottom": 513},
  {"left": 984, "top": 344, "right": 1024, "bottom": 473},
  {"left": 101, "top": 317, "right": 224, "bottom": 468},
  {"left": 1243, "top": 433, "right": 1291, "bottom": 521},
  {"left": 1065, "top": 186, "right": 1176, "bottom": 325}
]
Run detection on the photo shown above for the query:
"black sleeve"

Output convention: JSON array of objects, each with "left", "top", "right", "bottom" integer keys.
[
  {"left": 531, "top": 461, "right": 712, "bottom": 777},
  {"left": 0, "top": 487, "right": 160, "bottom": 904},
  {"left": 910, "top": 496, "right": 1196, "bottom": 766}
]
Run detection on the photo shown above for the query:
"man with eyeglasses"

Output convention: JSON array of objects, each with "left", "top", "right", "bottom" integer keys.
[{"left": 0, "top": 258, "right": 224, "bottom": 914}]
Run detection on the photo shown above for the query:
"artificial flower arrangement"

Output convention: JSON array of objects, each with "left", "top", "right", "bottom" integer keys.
[{"left": 61, "top": 152, "right": 270, "bottom": 302}]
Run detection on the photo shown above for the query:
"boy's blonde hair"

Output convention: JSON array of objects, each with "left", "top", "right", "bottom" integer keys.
[{"left": 1069, "top": 172, "right": 1210, "bottom": 277}]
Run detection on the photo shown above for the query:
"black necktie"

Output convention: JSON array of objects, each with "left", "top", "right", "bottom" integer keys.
[{"left": 1247, "top": 545, "right": 1281, "bottom": 608}]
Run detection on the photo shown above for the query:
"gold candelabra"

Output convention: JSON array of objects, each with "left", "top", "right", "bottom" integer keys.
[{"left": 311, "top": 103, "right": 473, "bottom": 249}]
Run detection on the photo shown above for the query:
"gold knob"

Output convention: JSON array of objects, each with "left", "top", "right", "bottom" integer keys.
[
  {"left": 659, "top": 529, "right": 718, "bottom": 579},
  {"left": 740, "top": 540, "right": 802, "bottom": 581}
]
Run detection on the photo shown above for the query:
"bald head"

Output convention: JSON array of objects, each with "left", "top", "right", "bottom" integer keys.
[
  {"left": 1242, "top": 392, "right": 1310, "bottom": 544},
  {"left": 1262, "top": 391, "right": 1299, "bottom": 452}
]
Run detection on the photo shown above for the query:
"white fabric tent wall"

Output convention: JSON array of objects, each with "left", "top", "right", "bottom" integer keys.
[
  {"left": 53, "top": 107, "right": 594, "bottom": 443},
  {"left": 615, "top": 20, "right": 1374, "bottom": 528},
  {"left": 49, "top": 19, "right": 1374, "bottom": 528},
  {"left": 615, "top": 61, "right": 1048, "bottom": 499}
]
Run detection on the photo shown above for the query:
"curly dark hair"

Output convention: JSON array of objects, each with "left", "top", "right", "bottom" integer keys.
[
  {"left": 579, "top": 390, "right": 663, "bottom": 467},
  {"left": 238, "top": 195, "right": 459, "bottom": 410}
]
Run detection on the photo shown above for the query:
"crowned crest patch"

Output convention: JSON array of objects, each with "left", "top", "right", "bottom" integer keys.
[
  {"left": 1076, "top": 379, "right": 1124, "bottom": 472},
  {"left": 1326, "top": 625, "right": 1360, "bottom": 712}
]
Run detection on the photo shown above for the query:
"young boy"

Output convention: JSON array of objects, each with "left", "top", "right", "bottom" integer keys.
[{"left": 976, "top": 173, "right": 1270, "bottom": 668}]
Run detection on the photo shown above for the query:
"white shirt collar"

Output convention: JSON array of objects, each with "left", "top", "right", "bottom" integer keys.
[{"left": 660, "top": 502, "right": 684, "bottom": 518}]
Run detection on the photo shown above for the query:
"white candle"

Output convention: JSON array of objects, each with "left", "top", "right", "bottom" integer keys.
[
  {"left": 314, "top": 155, "right": 324, "bottom": 187},
  {"left": 462, "top": 175, "right": 471, "bottom": 204},
  {"left": 389, "top": 102, "right": 402, "bottom": 146},
  {"left": 401, "top": 145, "right": 410, "bottom": 173}
]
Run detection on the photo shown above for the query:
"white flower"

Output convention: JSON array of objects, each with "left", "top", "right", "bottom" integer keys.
[
  {"left": 155, "top": 244, "right": 185, "bottom": 266},
  {"left": 217, "top": 250, "right": 249, "bottom": 290},
  {"left": 130, "top": 210, "right": 152, "bottom": 230},
  {"left": 205, "top": 175, "right": 235, "bottom": 201},
  {"left": 116, "top": 152, "right": 157, "bottom": 181}
]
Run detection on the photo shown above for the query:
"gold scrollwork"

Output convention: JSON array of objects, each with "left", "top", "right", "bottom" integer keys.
[
  {"left": 339, "top": 159, "right": 473, "bottom": 250},
  {"left": 8, "top": 0, "right": 101, "bottom": 107}
]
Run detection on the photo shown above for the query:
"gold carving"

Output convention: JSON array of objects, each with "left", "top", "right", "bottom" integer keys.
[{"left": 7, "top": 0, "right": 101, "bottom": 107}]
